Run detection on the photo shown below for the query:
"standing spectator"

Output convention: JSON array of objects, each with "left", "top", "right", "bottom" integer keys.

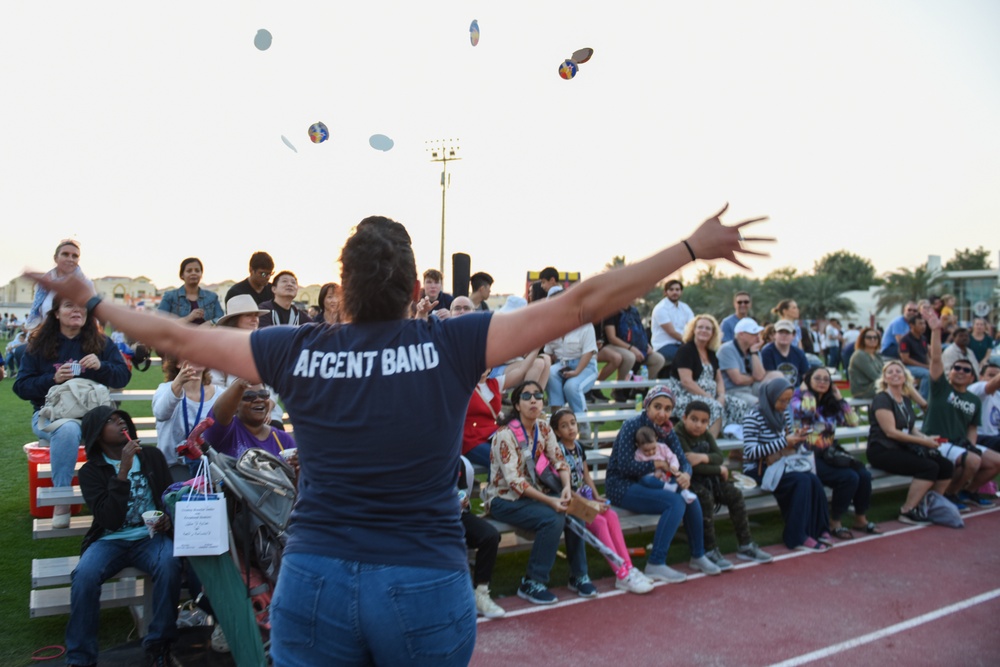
[
  {"left": 760, "top": 320, "right": 810, "bottom": 387},
  {"left": 225, "top": 251, "right": 275, "bottom": 306},
  {"left": 824, "top": 318, "right": 844, "bottom": 370},
  {"left": 880, "top": 302, "right": 919, "bottom": 359},
  {"left": 13, "top": 298, "right": 132, "bottom": 528},
  {"left": 718, "top": 317, "right": 767, "bottom": 407},
  {"left": 421, "top": 268, "right": 453, "bottom": 314},
  {"left": 650, "top": 279, "right": 693, "bottom": 363},
  {"left": 848, "top": 327, "right": 887, "bottom": 400},
  {"left": 841, "top": 323, "right": 861, "bottom": 369},
  {"left": 469, "top": 272, "right": 494, "bottom": 311},
  {"left": 259, "top": 271, "right": 310, "bottom": 327},
  {"left": 720, "top": 291, "right": 753, "bottom": 343},
  {"left": 920, "top": 307, "right": 1000, "bottom": 510},
  {"left": 899, "top": 314, "right": 931, "bottom": 401},
  {"left": 537, "top": 267, "right": 561, "bottom": 296},
  {"left": 26, "top": 239, "right": 93, "bottom": 331},
  {"left": 157, "top": 257, "right": 224, "bottom": 325}
]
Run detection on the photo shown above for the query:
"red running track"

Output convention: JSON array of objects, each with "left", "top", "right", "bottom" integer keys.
[{"left": 471, "top": 507, "right": 1000, "bottom": 666}]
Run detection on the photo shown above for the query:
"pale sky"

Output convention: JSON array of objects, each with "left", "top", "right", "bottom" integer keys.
[{"left": 2, "top": 1, "right": 998, "bottom": 297}]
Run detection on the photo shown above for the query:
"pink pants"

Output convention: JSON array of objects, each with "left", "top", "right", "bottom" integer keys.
[{"left": 586, "top": 508, "right": 632, "bottom": 575}]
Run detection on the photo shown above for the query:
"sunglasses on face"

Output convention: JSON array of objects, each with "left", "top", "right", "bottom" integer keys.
[
  {"left": 242, "top": 390, "right": 271, "bottom": 401},
  {"left": 951, "top": 366, "right": 974, "bottom": 375},
  {"left": 864, "top": 334, "right": 879, "bottom": 340},
  {"left": 256, "top": 270, "right": 274, "bottom": 278},
  {"left": 736, "top": 300, "right": 751, "bottom": 305},
  {"left": 812, "top": 376, "right": 831, "bottom": 383},
  {"left": 519, "top": 391, "right": 545, "bottom": 402}
]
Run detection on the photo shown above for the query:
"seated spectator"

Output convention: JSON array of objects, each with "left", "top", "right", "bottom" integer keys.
[
  {"left": 665, "top": 314, "right": 748, "bottom": 437},
  {"left": 225, "top": 251, "right": 275, "bottom": 306},
  {"left": 969, "top": 360, "right": 1000, "bottom": 452},
  {"left": 969, "top": 318, "right": 994, "bottom": 373},
  {"left": 315, "top": 282, "right": 342, "bottom": 324},
  {"left": 157, "top": 257, "right": 224, "bottom": 325},
  {"left": 650, "top": 279, "right": 693, "bottom": 363},
  {"left": 462, "top": 369, "right": 506, "bottom": 467},
  {"left": 899, "top": 314, "right": 931, "bottom": 401},
  {"left": 4, "top": 329, "right": 27, "bottom": 375},
  {"left": 482, "top": 381, "right": 596, "bottom": 604},
  {"left": 848, "top": 327, "right": 886, "bottom": 400},
  {"left": 720, "top": 291, "right": 753, "bottom": 343},
  {"left": 13, "top": 297, "right": 131, "bottom": 528},
  {"left": 603, "top": 302, "right": 666, "bottom": 383},
  {"left": 153, "top": 357, "right": 220, "bottom": 471},
  {"left": 742, "top": 378, "right": 831, "bottom": 552},
  {"left": 866, "top": 360, "right": 953, "bottom": 525},
  {"left": 469, "top": 271, "right": 493, "bottom": 311},
  {"left": 760, "top": 323, "right": 776, "bottom": 346},
  {"left": 550, "top": 408, "right": 654, "bottom": 594},
  {"left": 259, "top": 271, "right": 309, "bottom": 327},
  {"left": 421, "top": 268, "right": 453, "bottom": 315},
  {"left": 718, "top": 317, "right": 768, "bottom": 408},
  {"left": 204, "top": 379, "right": 295, "bottom": 459},
  {"left": 760, "top": 320, "right": 810, "bottom": 387},
  {"left": 792, "top": 367, "right": 877, "bottom": 539},
  {"left": 880, "top": 302, "right": 919, "bottom": 358},
  {"left": 675, "top": 400, "right": 773, "bottom": 567},
  {"left": 70, "top": 406, "right": 183, "bottom": 666},
  {"left": 26, "top": 239, "right": 93, "bottom": 331},
  {"left": 605, "top": 386, "right": 719, "bottom": 583},
  {"left": 920, "top": 307, "right": 1000, "bottom": 510},
  {"left": 771, "top": 299, "right": 803, "bottom": 348},
  {"left": 589, "top": 315, "right": 632, "bottom": 402},
  {"left": 537, "top": 267, "right": 560, "bottom": 296},
  {"left": 456, "top": 455, "right": 506, "bottom": 617},
  {"left": 543, "top": 286, "right": 598, "bottom": 438},
  {"left": 942, "top": 328, "right": 980, "bottom": 380},
  {"left": 212, "top": 295, "right": 284, "bottom": 428},
  {"left": 469, "top": 296, "right": 551, "bottom": 391}
]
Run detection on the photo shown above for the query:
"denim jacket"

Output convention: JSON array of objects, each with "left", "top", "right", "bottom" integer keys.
[{"left": 157, "top": 287, "right": 224, "bottom": 324}]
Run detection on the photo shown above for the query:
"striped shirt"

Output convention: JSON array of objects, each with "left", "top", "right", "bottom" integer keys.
[{"left": 741, "top": 408, "right": 799, "bottom": 474}]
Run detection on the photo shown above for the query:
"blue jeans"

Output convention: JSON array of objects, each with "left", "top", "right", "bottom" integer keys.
[
  {"left": 814, "top": 456, "right": 873, "bottom": 520},
  {"left": 657, "top": 343, "right": 682, "bottom": 362},
  {"left": 906, "top": 365, "right": 931, "bottom": 401},
  {"left": 31, "top": 411, "right": 81, "bottom": 488},
  {"left": 546, "top": 358, "right": 598, "bottom": 416},
  {"left": 67, "top": 534, "right": 182, "bottom": 665},
  {"left": 464, "top": 442, "right": 491, "bottom": 468},
  {"left": 615, "top": 482, "right": 705, "bottom": 564},
  {"left": 270, "top": 553, "right": 476, "bottom": 667},
  {"left": 488, "top": 496, "right": 588, "bottom": 584}
]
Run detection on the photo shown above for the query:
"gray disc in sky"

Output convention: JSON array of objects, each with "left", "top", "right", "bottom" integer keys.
[{"left": 254, "top": 29, "right": 272, "bottom": 51}]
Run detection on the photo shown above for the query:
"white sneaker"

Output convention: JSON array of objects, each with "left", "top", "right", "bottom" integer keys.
[
  {"left": 475, "top": 585, "right": 506, "bottom": 619},
  {"left": 211, "top": 624, "right": 230, "bottom": 653},
  {"left": 689, "top": 555, "right": 722, "bottom": 576},
  {"left": 705, "top": 547, "right": 735, "bottom": 571},
  {"left": 51, "top": 507, "right": 71, "bottom": 529},
  {"left": 644, "top": 562, "right": 686, "bottom": 583},
  {"left": 614, "top": 568, "right": 654, "bottom": 594}
]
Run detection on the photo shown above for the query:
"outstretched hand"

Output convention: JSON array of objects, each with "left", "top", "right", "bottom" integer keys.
[
  {"left": 685, "top": 203, "right": 772, "bottom": 270},
  {"left": 24, "top": 270, "right": 95, "bottom": 308}
]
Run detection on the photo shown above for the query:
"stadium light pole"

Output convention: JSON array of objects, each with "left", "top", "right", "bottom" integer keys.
[{"left": 426, "top": 139, "right": 461, "bottom": 272}]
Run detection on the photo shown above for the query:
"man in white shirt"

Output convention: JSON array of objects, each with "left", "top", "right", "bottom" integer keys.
[
  {"left": 969, "top": 360, "right": 1000, "bottom": 452},
  {"left": 650, "top": 280, "right": 693, "bottom": 363},
  {"left": 823, "top": 318, "right": 844, "bottom": 370}
]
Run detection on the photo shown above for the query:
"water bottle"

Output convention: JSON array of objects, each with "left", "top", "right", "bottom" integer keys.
[
  {"left": 635, "top": 393, "right": 644, "bottom": 412},
  {"left": 639, "top": 366, "right": 648, "bottom": 382}
]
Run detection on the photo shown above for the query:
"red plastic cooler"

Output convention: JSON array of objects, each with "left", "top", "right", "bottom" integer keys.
[{"left": 24, "top": 442, "right": 86, "bottom": 519}]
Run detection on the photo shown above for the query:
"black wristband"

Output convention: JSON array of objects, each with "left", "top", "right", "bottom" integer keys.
[
  {"left": 682, "top": 240, "right": 696, "bottom": 261},
  {"left": 85, "top": 295, "right": 103, "bottom": 314}
]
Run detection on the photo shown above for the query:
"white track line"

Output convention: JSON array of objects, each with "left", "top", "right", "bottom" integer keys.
[
  {"left": 767, "top": 587, "right": 1000, "bottom": 667},
  {"left": 478, "top": 504, "right": 1000, "bottom": 623}
]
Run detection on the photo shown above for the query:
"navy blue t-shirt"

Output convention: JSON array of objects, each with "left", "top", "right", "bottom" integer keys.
[
  {"left": 760, "top": 342, "right": 810, "bottom": 387},
  {"left": 250, "top": 313, "right": 491, "bottom": 571}
]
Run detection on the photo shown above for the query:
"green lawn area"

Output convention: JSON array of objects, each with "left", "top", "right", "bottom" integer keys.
[{"left": 0, "top": 365, "right": 914, "bottom": 664}]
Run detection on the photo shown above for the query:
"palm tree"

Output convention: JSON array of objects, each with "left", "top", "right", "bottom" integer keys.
[
  {"left": 795, "top": 274, "right": 857, "bottom": 321},
  {"left": 874, "top": 264, "right": 941, "bottom": 314}
]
